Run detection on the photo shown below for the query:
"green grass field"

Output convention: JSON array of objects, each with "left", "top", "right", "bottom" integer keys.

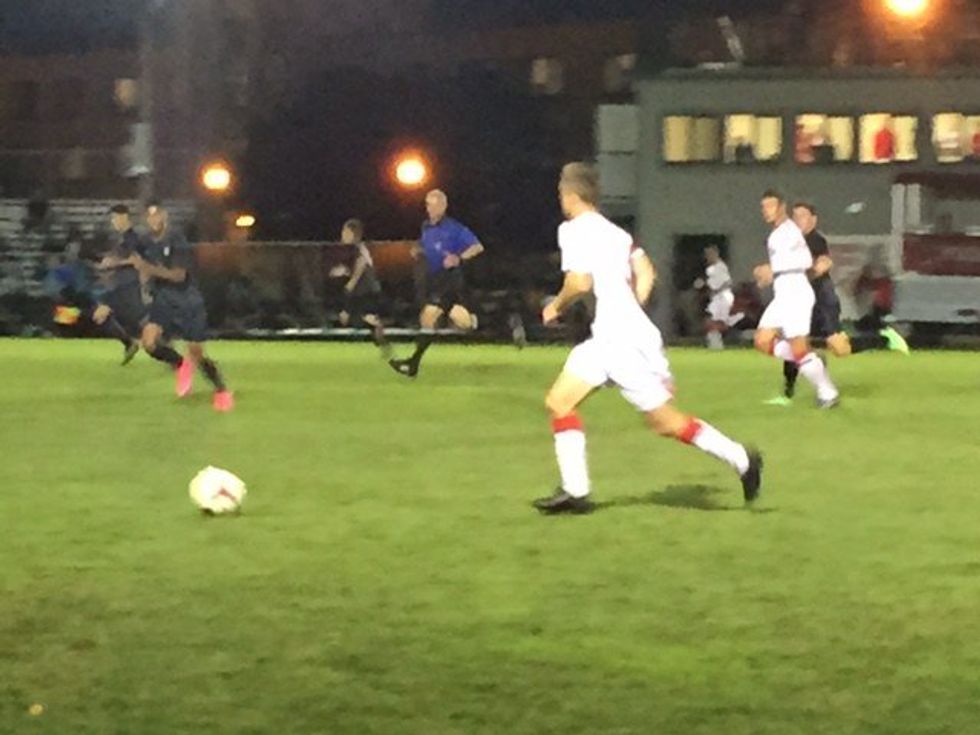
[{"left": 2, "top": 339, "right": 978, "bottom": 735}]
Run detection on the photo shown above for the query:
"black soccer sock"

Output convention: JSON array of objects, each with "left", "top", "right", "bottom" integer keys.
[
  {"left": 849, "top": 334, "right": 888, "bottom": 354},
  {"left": 783, "top": 359, "right": 799, "bottom": 397},
  {"left": 148, "top": 344, "right": 183, "bottom": 368},
  {"left": 409, "top": 334, "right": 434, "bottom": 366},
  {"left": 199, "top": 358, "right": 226, "bottom": 391},
  {"left": 102, "top": 315, "right": 132, "bottom": 347}
]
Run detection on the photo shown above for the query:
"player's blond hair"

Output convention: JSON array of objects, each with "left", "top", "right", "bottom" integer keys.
[{"left": 560, "top": 163, "right": 600, "bottom": 206}]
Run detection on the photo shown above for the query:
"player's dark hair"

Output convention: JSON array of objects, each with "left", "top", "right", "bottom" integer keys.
[
  {"left": 110, "top": 204, "right": 130, "bottom": 215},
  {"left": 762, "top": 189, "right": 784, "bottom": 203},
  {"left": 793, "top": 201, "right": 817, "bottom": 215},
  {"left": 343, "top": 219, "right": 364, "bottom": 241},
  {"left": 560, "top": 162, "right": 601, "bottom": 206}
]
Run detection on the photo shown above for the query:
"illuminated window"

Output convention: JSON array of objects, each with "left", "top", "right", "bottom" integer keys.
[
  {"left": 662, "top": 116, "right": 721, "bottom": 163},
  {"left": 932, "top": 113, "right": 980, "bottom": 163},
  {"left": 795, "top": 115, "right": 854, "bottom": 164},
  {"left": 723, "top": 115, "right": 782, "bottom": 163},
  {"left": 530, "top": 58, "right": 563, "bottom": 95},
  {"left": 114, "top": 79, "right": 140, "bottom": 111},
  {"left": 859, "top": 114, "right": 918, "bottom": 164}
]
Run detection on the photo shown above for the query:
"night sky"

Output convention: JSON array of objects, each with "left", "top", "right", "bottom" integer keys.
[{"left": 0, "top": 0, "right": 790, "bottom": 54}]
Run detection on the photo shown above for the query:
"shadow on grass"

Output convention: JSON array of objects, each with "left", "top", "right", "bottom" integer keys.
[{"left": 595, "top": 484, "right": 776, "bottom": 514}]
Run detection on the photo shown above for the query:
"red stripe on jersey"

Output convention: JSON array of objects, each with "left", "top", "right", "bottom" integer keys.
[
  {"left": 551, "top": 413, "right": 584, "bottom": 433},
  {"left": 678, "top": 418, "right": 703, "bottom": 444}
]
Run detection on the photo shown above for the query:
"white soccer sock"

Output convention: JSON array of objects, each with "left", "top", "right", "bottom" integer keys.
[
  {"left": 552, "top": 415, "right": 590, "bottom": 498},
  {"left": 772, "top": 339, "right": 795, "bottom": 363},
  {"left": 798, "top": 353, "right": 839, "bottom": 401},
  {"left": 681, "top": 419, "right": 750, "bottom": 475}
]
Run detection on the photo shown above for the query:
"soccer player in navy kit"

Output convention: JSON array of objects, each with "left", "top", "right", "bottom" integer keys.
[
  {"left": 133, "top": 202, "right": 234, "bottom": 412},
  {"left": 770, "top": 201, "right": 909, "bottom": 403},
  {"left": 92, "top": 204, "right": 144, "bottom": 364},
  {"left": 389, "top": 189, "right": 484, "bottom": 378}
]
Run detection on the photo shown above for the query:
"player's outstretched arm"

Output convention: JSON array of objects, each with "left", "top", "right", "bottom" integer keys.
[{"left": 631, "top": 250, "right": 656, "bottom": 306}]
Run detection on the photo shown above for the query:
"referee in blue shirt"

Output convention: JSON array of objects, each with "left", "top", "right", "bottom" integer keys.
[{"left": 389, "top": 189, "right": 485, "bottom": 377}]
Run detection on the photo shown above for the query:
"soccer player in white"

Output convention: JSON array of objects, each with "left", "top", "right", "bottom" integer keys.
[
  {"left": 752, "top": 190, "right": 840, "bottom": 408},
  {"left": 534, "top": 163, "right": 762, "bottom": 515},
  {"left": 696, "top": 246, "right": 740, "bottom": 350}
]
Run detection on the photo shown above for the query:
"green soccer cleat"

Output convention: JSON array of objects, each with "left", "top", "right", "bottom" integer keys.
[
  {"left": 880, "top": 326, "right": 910, "bottom": 355},
  {"left": 764, "top": 395, "right": 793, "bottom": 407}
]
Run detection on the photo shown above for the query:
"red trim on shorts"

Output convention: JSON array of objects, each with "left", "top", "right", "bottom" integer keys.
[
  {"left": 551, "top": 413, "right": 584, "bottom": 433},
  {"left": 678, "top": 418, "right": 703, "bottom": 445}
]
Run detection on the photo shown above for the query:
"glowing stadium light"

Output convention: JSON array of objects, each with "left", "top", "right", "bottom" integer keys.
[
  {"left": 235, "top": 213, "right": 256, "bottom": 229},
  {"left": 885, "top": 0, "right": 929, "bottom": 19},
  {"left": 201, "top": 162, "right": 233, "bottom": 193},
  {"left": 394, "top": 155, "right": 429, "bottom": 189}
]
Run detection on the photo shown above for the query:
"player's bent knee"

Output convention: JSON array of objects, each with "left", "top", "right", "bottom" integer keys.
[{"left": 754, "top": 333, "right": 774, "bottom": 353}]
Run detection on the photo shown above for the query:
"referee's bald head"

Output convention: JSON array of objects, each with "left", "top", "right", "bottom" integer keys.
[{"left": 425, "top": 189, "right": 448, "bottom": 222}]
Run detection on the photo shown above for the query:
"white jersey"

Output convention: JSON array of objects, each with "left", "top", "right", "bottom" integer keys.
[
  {"left": 705, "top": 261, "right": 732, "bottom": 293},
  {"left": 767, "top": 219, "right": 813, "bottom": 276},
  {"left": 558, "top": 211, "right": 660, "bottom": 345}
]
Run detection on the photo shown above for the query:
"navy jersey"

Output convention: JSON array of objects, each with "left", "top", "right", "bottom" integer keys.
[
  {"left": 105, "top": 229, "right": 144, "bottom": 292},
  {"left": 805, "top": 230, "right": 832, "bottom": 287},
  {"left": 420, "top": 217, "right": 479, "bottom": 275},
  {"left": 143, "top": 228, "right": 198, "bottom": 296}
]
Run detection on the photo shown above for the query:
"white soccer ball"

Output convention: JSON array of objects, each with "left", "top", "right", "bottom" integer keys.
[{"left": 189, "top": 466, "right": 247, "bottom": 514}]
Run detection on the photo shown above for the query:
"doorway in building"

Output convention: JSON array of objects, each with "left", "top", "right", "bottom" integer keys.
[{"left": 672, "top": 234, "right": 729, "bottom": 337}]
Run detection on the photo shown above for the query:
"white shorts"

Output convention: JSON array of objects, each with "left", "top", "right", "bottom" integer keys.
[
  {"left": 707, "top": 290, "right": 735, "bottom": 323},
  {"left": 758, "top": 274, "right": 815, "bottom": 339},
  {"left": 563, "top": 337, "right": 674, "bottom": 412}
]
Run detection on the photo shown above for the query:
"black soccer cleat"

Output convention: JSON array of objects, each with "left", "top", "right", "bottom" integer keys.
[
  {"left": 533, "top": 488, "right": 594, "bottom": 515},
  {"left": 784, "top": 380, "right": 796, "bottom": 399},
  {"left": 740, "top": 449, "right": 763, "bottom": 504},
  {"left": 121, "top": 341, "right": 139, "bottom": 366},
  {"left": 388, "top": 358, "right": 418, "bottom": 379}
]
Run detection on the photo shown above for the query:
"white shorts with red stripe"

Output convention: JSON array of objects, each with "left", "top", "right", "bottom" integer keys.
[{"left": 564, "top": 337, "right": 674, "bottom": 412}]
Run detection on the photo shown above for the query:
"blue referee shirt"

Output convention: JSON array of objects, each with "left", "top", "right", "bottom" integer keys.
[{"left": 420, "top": 217, "right": 479, "bottom": 274}]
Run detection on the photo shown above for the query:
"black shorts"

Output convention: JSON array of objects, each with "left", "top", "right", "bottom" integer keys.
[
  {"left": 424, "top": 268, "right": 467, "bottom": 311},
  {"left": 149, "top": 289, "right": 209, "bottom": 343},
  {"left": 102, "top": 285, "right": 147, "bottom": 336},
  {"left": 343, "top": 288, "right": 384, "bottom": 323},
  {"left": 811, "top": 279, "right": 842, "bottom": 337}
]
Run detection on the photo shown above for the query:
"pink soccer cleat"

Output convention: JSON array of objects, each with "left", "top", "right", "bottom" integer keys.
[
  {"left": 176, "top": 358, "right": 195, "bottom": 398},
  {"left": 212, "top": 390, "right": 235, "bottom": 412}
]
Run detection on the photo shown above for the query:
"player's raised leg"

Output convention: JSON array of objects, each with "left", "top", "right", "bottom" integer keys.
[
  {"left": 535, "top": 366, "right": 597, "bottom": 514},
  {"left": 645, "top": 402, "right": 762, "bottom": 503},
  {"left": 141, "top": 321, "right": 183, "bottom": 371}
]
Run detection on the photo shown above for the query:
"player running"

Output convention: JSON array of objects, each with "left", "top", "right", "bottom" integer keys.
[
  {"left": 696, "top": 245, "right": 742, "bottom": 350},
  {"left": 92, "top": 205, "right": 145, "bottom": 364},
  {"left": 388, "top": 189, "right": 484, "bottom": 378},
  {"left": 534, "top": 163, "right": 762, "bottom": 515},
  {"left": 337, "top": 218, "right": 390, "bottom": 357},
  {"left": 768, "top": 201, "right": 909, "bottom": 404},
  {"left": 132, "top": 202, "right": 234, "bottom": 412},
  {"left": 753, "top": 190, "right": 839, "bottom": 409}
]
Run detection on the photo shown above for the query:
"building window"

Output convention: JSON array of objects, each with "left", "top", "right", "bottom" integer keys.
[
  {"left": 858, "top": 114, "right": 918, "bottom": 164},
  {"left": 530, "top": 58, "right": 563, "bottom": 95},
  {"left": 795, "top": 114, "right": 854, "bottom": 163},
  {"left": 662, "top": 116, "right": 721, "bottom": 163},
  {"left": 723, "top": 115, "right": 781, "bottom": 163},
  {"left": 932, "top": 113, "right": 980, "bottom": 163},
  {"left": 9, "top": 81, "right": 40, "bottom": 121},
  {"left": 603, "top": 53, "right": 637, "bottom": 94},
  {"left": 114, "top": 79, "right": 140, "bottom": 112}
]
